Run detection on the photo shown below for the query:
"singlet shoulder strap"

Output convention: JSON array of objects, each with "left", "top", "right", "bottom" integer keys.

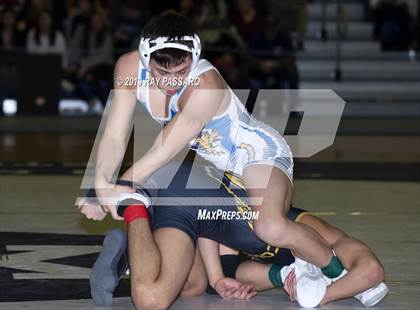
[
  {"left": 137, "top": 60, "right": 149, "bottom": 103},
  {"left": 170, "top": 59, "right": 223, "bottom": 113},
  {"left": 190, "top": 59, "right": 220, "bottom": 78}
]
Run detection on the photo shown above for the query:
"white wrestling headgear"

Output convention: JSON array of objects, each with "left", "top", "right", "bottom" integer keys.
[{"left": 139, "top": 34, "right": 201, "bottom": 71}]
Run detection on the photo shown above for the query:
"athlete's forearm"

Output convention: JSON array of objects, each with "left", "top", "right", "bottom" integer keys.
[
  {"left": 94, "top": 85, "right": 136, "bottom": 187},
  {"left": 198, "top": 238, "right": 225, "bottom": 287},
  {"left": 95, "top": 136, "right": 127, "bottom": 187},
  {"left": 121, "top": 140, "right": 172, "bottom": 185},
  {"left": 121, "top": 114, "right": 202, "bottom": 184},
  {"left": 235, "top": 260, "right": 274, "bottom": 291}
]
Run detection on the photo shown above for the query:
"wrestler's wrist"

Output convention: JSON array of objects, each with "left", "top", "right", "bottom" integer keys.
[
  {"left": 94, "top": 177, "right": 110, "bottom": 189},
  {"left": 210, "top": 275, "right": 225, "bottom": 288}
]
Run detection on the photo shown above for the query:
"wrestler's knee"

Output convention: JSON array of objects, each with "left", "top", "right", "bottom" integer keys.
[
  {"left": 131, "top": 285, "right": 170, "bottom": 310},
  {"left": 180, "top": 277, "right": 208, "bottom": 297},
  {"left": 364, "top": 257, "right": 385, "bottom": 285},
  {"left": 300, "top": 214, "right": 347, "bottom": 246},
  {"left": 333, "top": 236, "right": 385, "bottom": 285},
  {"left": 253, "top": 216, "right": 291, "bottom": 247}
]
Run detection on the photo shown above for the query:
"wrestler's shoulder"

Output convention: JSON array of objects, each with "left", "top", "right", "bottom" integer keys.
[
  {"left": 115, "top": 51, "right": 139, "bottom": 77},
  {"left": 180, "top": 62, "right": 227, "bottom": 105},
  {"left": 196, "top": 65, "right": 225, "bottom": 90}
]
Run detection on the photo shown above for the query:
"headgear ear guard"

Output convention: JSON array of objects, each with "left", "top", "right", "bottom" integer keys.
[{"left": 139, "top": 34, "right": 201, "bottom": 71}]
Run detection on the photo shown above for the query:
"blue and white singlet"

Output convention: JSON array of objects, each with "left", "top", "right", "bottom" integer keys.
[{"left": 136, "top": 59, "right": 294, "bottom": 182}]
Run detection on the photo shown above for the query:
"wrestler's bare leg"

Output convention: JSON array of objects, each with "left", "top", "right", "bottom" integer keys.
[
  {"left": 235, "top": 214, "right": 385, "bottom": 304},
  {"left": 243, "top": 165, "right": 333, "bottom": 267},
  {"left": 128, "top": 218, "right": 195, "bottom": 310},
  {"left": 180, "top": 247, "right": 208, "bottom": 297},
  {"left": 298, "top": 215, "right": 385, "bottom": 304}
]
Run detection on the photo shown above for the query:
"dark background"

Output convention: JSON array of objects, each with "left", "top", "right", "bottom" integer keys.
[{"left": 0, "top": 0, "right": 419, "bottom": 180}]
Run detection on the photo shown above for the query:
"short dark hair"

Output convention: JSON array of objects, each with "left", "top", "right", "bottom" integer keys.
[{"left": 141, "top": 10, "right": 198, "bottom": 68}]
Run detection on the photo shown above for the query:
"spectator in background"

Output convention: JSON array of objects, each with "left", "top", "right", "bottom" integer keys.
[
  {"left": 206, "top": 32, "right": 250, "bottom": 88},
  {"left": 67, "top": 0, "right": 93, "bottom": 40},
  {"left": 371, "top": 0, "right": 414, "bottom": 50},
  {"left": 264, "top": 0, "right": 305, "bottom": 51},
  {"left": 70, "top": 12, "right": 113, "bottom": 112},
  {"left": 193, "top": 0, "right": 228, "bottom": 44},
  {"left": 0, "top": 7, "right": 25, "bottom": 52},
  {"left": 249, "top": 14, "right": 299, "bottom": 89},
  {"left": 417, "top": 0, "right": 420, "bottom": 51},
  {"left": 0, "top": 0, "right": 21, "bottom": 8},
  {"left": 297, "top": 0, "right": 308, "bottom": 50},
  {"left": 0, "top": 6, "right": 24, "bottom": 101},
  {"left": 229, "top": 0, "right": 263, "bottom": 44},
  {"left": 93, "top": 0, "right": 111, "bottom": 22},
  {"left": 113, "top": 0, "right": 148, "bottom": 58},
  {"left": 192, "top": 0, "right": 249, "bottom": 87},
  {"left": 20, "top": 0, "right": 54, "bottom": 30},
  {"left": 179, "top": 0, "right": 194, "bottom": 19},
  {"left": 26, "top": 10, "right": 67, "bottom": 66},
  {"left": 404, "top": 0, "right": 419, "bottom": 51}
]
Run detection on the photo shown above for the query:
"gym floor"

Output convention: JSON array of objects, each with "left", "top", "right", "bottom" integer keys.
[{"left": 0, "top": 165, "right": 419, "bottom": 309}]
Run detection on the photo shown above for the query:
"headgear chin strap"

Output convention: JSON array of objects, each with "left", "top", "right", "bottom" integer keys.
[{"left": 139, "top": 34, "right": 201, "bottom": 71}]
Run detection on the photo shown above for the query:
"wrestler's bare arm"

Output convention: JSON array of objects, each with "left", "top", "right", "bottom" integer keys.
[
  {"left": 121, "top": 76, "right": 224, "bottom": 185},
  {"left": 198, "top": 238, "right": 225, "bottom": 288},
  {"left": 95, "top": 52, "right": 137, "bottom": 189},
  {"left": 198, "top": 238, "right": 256, "bottom": 300},
  {"left": 78, "top": 52, "right": 138, "bottom": 220}
]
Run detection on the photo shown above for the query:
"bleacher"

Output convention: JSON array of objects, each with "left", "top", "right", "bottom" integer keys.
[{"left": 300, "top": 0, "right": 420, "bottom": 124}]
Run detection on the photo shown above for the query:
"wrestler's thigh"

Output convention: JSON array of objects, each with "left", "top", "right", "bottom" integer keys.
[
  {"left": 299, "top": 214, "right": 348, "bottom": 246},
  {"left": 243, "top": 164, "right": 293, "bottom": 216},
  {"left": 152, "top": 227, "right": 196, "bottom": 298},
  {"left": 300, "top": 214, "right": 380, "bottom": 269},
  {"left": 181, "top": 246, "right": 208, "bottom": 296},
  {"left": 331, "top": 236, "right": 382, "bottom": 271}
]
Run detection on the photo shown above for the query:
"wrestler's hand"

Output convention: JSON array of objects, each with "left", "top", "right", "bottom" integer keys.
[
  {"left": 95, "top": 184, "right": 136, "bottom": 221},
  {"left": 76, "top": 197, "right": 107, "bottom": 221},
  {"left": 283, "top": 268, "right": 297, "bottom": 302},
  {"left": 214, "top": 277, "right": 257, "bottom": 300}
]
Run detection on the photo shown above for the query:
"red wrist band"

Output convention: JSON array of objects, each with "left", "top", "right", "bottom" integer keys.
[{"left": 123, "top": 204, "right": 149, "bottom": 224}]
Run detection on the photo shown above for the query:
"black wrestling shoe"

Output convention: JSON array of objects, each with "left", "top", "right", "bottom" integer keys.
[{"left": 90, "top": 229, "right": 128, "bottom": 306}]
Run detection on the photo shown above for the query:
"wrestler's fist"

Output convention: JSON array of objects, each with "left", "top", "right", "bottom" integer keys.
[
  {"left": 95, "top": 184, "right": 136, "bottom": 221},
  {"left": 76, "top": 197, "right": 107, "bottom": 221},
  {"left": 214, "top": 277, "right": 257, "bottom": 300},
  {"left": 283, "top": 268, "right": 297, "bottom": 302}
]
